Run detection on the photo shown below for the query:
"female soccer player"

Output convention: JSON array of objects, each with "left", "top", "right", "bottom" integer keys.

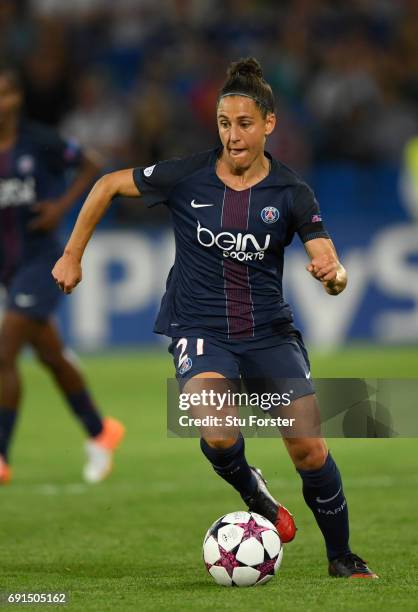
[
  {"left": 52, "top": 58, "right": 377, "bottom": 578},
  {"left": 0, "top": 64, "right": 124, "bottom": 484}
]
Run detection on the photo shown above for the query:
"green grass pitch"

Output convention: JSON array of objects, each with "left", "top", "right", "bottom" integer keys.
[{"left": 2, "top": 346, "right": 418, "bottom": 611}]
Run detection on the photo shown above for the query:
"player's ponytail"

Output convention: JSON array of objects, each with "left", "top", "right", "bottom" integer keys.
[{"left": 218, "top": 57, "right": 275, "bottom": 117}]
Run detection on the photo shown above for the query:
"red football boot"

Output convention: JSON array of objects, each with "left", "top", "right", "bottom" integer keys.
[{"left": 244, "top": 467, "right": 297, "bottom": 543}]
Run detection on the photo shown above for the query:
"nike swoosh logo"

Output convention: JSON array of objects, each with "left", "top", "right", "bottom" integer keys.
[
  {"left": 191, "top": 199, "right": 214, "bottom": 208},
  {"left": 305, "top": 371, "right": 311, "bottom": 379},
  {"left": 316, "top": 487, "right": 341, "bottom": 504}
]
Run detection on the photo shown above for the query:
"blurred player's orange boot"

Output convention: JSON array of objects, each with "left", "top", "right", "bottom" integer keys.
[
  {"left": 83, "top": 417, "right": 125, "bottom": 483},
  {"left": 0, "top": 455, "right": 11, "bottom": 484}
]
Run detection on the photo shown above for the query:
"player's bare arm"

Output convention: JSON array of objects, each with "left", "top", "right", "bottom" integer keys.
[
  {"left": 52, "top": 168, "right": 140, "bottom": 293},
  {"left": 29, "top": 152, "right": 103, "bottom": 232},
  {"left": 304, "top": 237, "right": 347, "bottom": 295}
]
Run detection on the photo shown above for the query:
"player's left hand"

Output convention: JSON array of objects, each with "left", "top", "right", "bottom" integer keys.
[
  {"left": 29, "top": 200, "right": 64, "bottom": 231},
  {"left": 306, "top": 254, "right": 339, "bottom": 283}
]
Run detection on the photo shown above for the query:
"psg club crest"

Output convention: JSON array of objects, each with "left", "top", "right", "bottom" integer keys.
[
  {"left": 261, "top": 206, "right": 279, "bottom": 224},
  {"left": 179, "top": 357, "right": 193, "bottom": 376},
  {"left": 17, "top": 155, "right": 34, "bottom": 174}
]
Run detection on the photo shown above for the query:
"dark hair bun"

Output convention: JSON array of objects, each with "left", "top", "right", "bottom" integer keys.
[
  {"left": 219, "top": 57, "right": 274, "bottom": 116},
  {"left": 227, "top": 57, "right": 264, "bottom": 80}
]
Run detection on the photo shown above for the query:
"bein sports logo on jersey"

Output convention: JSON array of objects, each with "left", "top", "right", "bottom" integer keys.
[
  {"left": 261, "top": 206, "right": 280, "bottom": 224},
  {"left": 197, "top": 221, "right": 270, "bottom": 262},
  {"left": 0, "top": 177, "right": 36, "bottom": 208}
]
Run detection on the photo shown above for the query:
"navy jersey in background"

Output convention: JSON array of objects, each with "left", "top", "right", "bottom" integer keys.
[
  {"left": 0, "top": 121, "right": 83, "bottom": 286},
  {"left": 133, "top": 148, "right": 329, "bottom": 341}
]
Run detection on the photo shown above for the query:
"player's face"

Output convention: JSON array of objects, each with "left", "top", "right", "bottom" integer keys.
[
  {"left": 217, "top": 96, "right": 275, "bottom": 171},
  {"left": 0, "top": 75, "right": 22, "bottom": 125}
]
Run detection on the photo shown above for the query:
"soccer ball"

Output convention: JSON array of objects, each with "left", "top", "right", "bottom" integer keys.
[{"left": 203, "top": 511, "right": 283, "bottom": 587}]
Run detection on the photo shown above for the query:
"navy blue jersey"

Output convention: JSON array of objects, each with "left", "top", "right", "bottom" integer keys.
[
  {"left": 0, "top": 121, "right": 83, "bottom": 285},
  {"left": 133, "top": 148, "right": 329, "bottom": 340}
]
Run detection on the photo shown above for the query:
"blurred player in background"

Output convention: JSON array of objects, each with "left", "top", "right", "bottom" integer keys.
[
  {"left": 53, "top": 58, "right": 377, "bottom": 578},
  {"left": 0, "top": 63, "right": 124, "bottom": 485}
]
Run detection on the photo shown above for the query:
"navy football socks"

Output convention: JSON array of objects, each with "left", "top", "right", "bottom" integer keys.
[
  {"left": 298, "top": 452, "right": 350, "bottom": 560},
  {"left": 200, "top": 434, "right": 257, "bottom": 499},
  {"left": 65, "top": 390, "right": 103, "bottom": 438},
  {"left": 0, "top": 407, "right": 18, "bottom": 461}
]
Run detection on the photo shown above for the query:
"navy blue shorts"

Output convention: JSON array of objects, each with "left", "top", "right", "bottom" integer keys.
[
  {"left": 169, "top": 329, "right": 314, "bottom": 401},
  {"left": 3, "top": 250, "right": 62, "bottom": 321}
]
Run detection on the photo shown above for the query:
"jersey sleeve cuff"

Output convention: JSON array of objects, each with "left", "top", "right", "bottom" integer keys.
[
  {"left": 300, "top": 230, "right": 330, "bottom": 243},
  {"left": 132, "top": 167, "right": 165, "bottom": 208}
]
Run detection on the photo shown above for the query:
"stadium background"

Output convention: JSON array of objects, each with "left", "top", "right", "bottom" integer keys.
[
  {"left": 1, "top": 1, "right": 418, "bottom": 610},
  {"left": 2, "top": 0, "right": 418, "bottom": 349}
]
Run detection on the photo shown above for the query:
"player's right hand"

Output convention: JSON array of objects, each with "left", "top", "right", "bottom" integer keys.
[{"left": 52, "top": 253, "right": 82, "bottom": 294}]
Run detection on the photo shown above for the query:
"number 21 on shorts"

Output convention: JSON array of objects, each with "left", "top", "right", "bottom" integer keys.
[{"left": 176, "top": 338, "right": 204, "bottom": 375}]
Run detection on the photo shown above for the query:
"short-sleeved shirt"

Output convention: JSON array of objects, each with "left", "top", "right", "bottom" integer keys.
[
  {"left": 0, "top": 120, "right": 83, "bottom": 285},
  {"left": 133, "top": 148, "right": 329, "bottom": 341}
]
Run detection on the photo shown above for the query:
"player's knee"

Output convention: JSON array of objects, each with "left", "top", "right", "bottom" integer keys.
[
  {"left": 204, "top": 436, "right": 238, "bottom": 450},
  {"left": 289, "top": 440, "right": 328, "bottom": 471}
]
